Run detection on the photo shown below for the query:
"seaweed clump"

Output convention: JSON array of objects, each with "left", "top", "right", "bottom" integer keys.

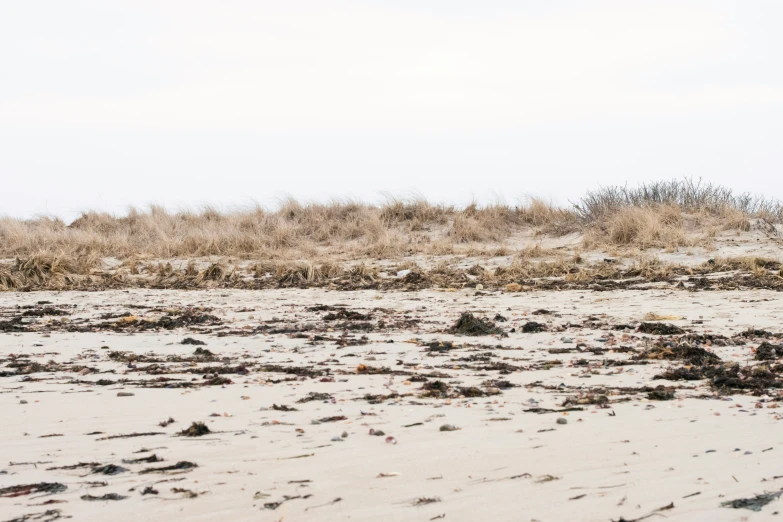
[
  {"left": 521, "top": 321, "right": 547, "bottom": 333},
  {"left": 755, "top": 342, "right": 783, "bottom": 361},
  {"left": 638, "top": 322, "right": 685, "bottom": 335},
  {"left": 178, "top": 422, "right": 211, "bottom": 437},
  {"left": 424, "top": 340, "right": 456, "bottom": 352},
  {"left": 419, "top": 380, "right": 500, "bottom": 399},
  {"left": 635, "top": 344, "right": 721, "bottom": 365},
  {"left": 647, "top": 385, "right": 675, "bottom": 400},
  {"left": 449, "top": 312, "right": 503, "bottom": 336},
  {"left": 0, "top": 482, "right": 67, "bottom": 497}
]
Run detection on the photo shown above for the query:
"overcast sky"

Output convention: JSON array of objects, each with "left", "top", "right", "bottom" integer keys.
[{"left": 2, "top": 1, "right": 782, "bottom": 219}]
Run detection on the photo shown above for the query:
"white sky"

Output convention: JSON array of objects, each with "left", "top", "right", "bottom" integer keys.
[{"left": 2, "top": 1, "right": 782, "bottom": 219}]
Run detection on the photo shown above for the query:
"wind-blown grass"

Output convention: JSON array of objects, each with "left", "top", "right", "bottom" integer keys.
[
  {"left": 0, "top": 180, "right": 780, "bottom": 262},
  {"left": 0, "top": 198, "right": 580, "bottom": 260}
]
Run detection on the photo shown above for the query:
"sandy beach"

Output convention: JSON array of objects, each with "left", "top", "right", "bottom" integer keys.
[{"left": 3, "top": 284, "right": 783, "bottom": 521}]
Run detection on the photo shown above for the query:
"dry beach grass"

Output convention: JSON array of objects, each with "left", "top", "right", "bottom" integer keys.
[
  {"left": 2, "top": 180, "right": 782, "bottom": 291},
  {"left": 1, "top": 180, "right": 781, "bottom": 266}
]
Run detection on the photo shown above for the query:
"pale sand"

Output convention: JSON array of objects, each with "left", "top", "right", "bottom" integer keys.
[{"left": 2, "top": 287, "right": 783, "bottom": 521}]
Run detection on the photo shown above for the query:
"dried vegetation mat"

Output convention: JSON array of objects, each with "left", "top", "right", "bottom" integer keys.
[{"left": 1, "top": 253, "right": 782, "bottom": 292}]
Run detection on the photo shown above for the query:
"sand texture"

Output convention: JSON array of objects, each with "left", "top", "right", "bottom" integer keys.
[{"left": 2, "top": 287, "right": 783, "bottom": 521}]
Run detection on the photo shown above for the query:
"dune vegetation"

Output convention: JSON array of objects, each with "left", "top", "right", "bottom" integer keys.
[{"left": 1, "top": 180, "right": 782, "bottom": 291}]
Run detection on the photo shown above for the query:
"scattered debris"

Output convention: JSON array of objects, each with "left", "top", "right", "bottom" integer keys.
[
  {"left": 413, "top": 497, "right": 441, "bottom": 506},
  {"left": 177, "top": 422, "right": 211, "bottom": 437},
  {"left": 0, "top": 483, "right": 67, "bottom": 498},
  {"left": 317, "top": 416, "right": 347, "bottom": 423},
  {"left": 2, "top": 509, "right": 64, "bottom": 522},
  {"left": 122, "top": 454, "right": 162, "bottom": 464},
  {"left": 721, "top": 490, "right": 783, "bottom": 512},
  {"left": 91, "top": 464, "right": 128, "bottom": 475},
  {"left": 81, "top": 493, "right": 127, "bottom": 501},
  {"left": 97, "top": 432, "right": 164, "bottom": 441},
  {"left": 297, "top": 392, "right": 332, "bottom": 403},
  {"left": 171, "top": 487, "right": 198, "bottom": 498},
  {"left": 139, "top": 461, "right": 198, "bottom": 474},
  {"left": 263, "top": 494, "right": 310, "bottom": 510}
]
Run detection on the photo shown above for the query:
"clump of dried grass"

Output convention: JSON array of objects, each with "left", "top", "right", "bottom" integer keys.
[
  {"left": 584, "top": 205, "right": 692, "bottom": 250},
  {"left": 195, "top": 262, "right": 234, "bottom": 283},
  {"left": 627, "top": 256, "right": 678, "bottom": 280},
  {"left": 706, "top": 256, "right": 781, "bottom": 274},
  {"left": 275, "top": 261, "right": 343, "bottom": 286},
  {"left": 347, "top": 263, "right": 378, "bottom": 283},
  {"left": 449, "top": 199, "right": 580, "bottom": 243},
  {"left": 716, "top": 207, "right": 751, "bottom": 232},
  {"left": 380, "top": 196, "right": 450, "bottom": 224},
  {"left": 517, "top": 244, "right": 558, "bottom": 259},
  {"left": 493, "top": 256, "right": 582, "bottom": 281},
  {"left": 0, "top": 264, "right": 22, "bottom": 289},
  {"left": 0, "top": 253, "right": 100, "bottom": 289}
]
